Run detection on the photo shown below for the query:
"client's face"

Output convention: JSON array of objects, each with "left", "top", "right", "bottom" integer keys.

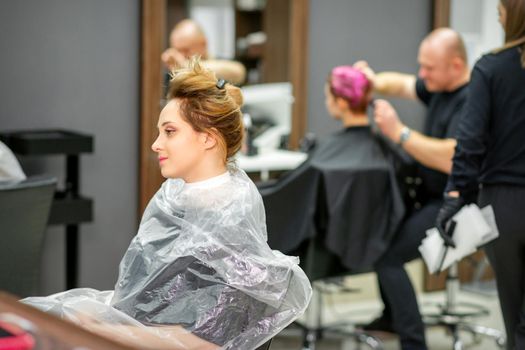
[
  {"left": 151, "top": 99, "right": 208, "bottom": 182},
  {"left": 324, "top": 84, "right": 341, "bottom": 119}
]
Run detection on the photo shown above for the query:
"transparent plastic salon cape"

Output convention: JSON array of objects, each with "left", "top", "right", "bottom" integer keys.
[{"left": 24, "top": 167, "right": 312, "bottom": 349}]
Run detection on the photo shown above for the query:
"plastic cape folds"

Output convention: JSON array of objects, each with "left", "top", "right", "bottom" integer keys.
[{"left": 23, "top": 167, "right": 312, "bottom": 350}]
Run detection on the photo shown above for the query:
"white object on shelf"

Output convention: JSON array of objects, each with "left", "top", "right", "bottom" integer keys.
[{"left": 242, "top": 82, "right": 295, "bottom": 154}]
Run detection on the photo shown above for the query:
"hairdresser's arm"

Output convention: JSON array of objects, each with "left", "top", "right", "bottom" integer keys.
[
  {"left": 374, "top": 72, "right": 417, "bottom": 100},
  {"left": 374, "top": 99, "right": 455, "bottom": 174},
  {"left": 161, "top": 48, "right": 245, "bottom": 85},
  {"left": 161, "top": 48, "right": 187, "bottom": 70},
  {"left": 202, "top": 59, "right": 246, "bottom": 86},
  {"left": 354, "top": 60, "right": 417, "bottom": 100}
]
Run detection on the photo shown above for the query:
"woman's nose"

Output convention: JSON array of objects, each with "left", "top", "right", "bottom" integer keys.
[{"left": 151, "top": 135, "right": 161, "bottom": 152}]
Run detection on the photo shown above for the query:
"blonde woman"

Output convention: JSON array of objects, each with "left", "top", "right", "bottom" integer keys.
[{"left": 24, "top": 59, "right": 311, "bottom": 350}]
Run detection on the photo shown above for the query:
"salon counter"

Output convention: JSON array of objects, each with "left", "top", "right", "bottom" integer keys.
[{"left": 236, "top": 149, "right": 308, "bottom": 181}]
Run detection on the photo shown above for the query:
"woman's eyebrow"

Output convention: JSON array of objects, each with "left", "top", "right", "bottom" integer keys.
[{"left": 158, "top": 120, "right": 176, "bottom": 128}]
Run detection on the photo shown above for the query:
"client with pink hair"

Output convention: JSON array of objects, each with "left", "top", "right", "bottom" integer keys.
[
  {"left": 263, "top": 68, "right": 404, "bottom": 350},
  {"left": 304, "top": 66, "right": 405, "bottom": 276},
  {"left": 324, "top": 65, "right": 373, "bottom": 127}
]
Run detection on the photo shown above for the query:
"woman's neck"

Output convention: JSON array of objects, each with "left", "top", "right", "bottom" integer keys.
[
  {"left": 340, "top": 111, "right": 369, "bottom": 128},
  {"left": 183, "top": 155, "right": 227, "bottom": 183}
]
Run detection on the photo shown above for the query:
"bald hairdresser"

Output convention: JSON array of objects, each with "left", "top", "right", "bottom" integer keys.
[
  {"left": 162, "top": 19, "right": 246, "bottom": 85},
  {"left": 355, "top": 28, "right": 470, "bottom": 350}
]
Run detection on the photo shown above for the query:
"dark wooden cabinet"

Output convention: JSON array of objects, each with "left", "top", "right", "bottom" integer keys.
[{"left": 234, "top": 0, "right": 291, "bottom": 84}]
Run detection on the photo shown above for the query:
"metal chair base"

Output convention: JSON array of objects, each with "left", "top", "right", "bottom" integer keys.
[
  {"left": 293, "top": 280, "right": 383, "bottom": 350},
  {"left": 423, "top": 263, "right": 506, "bottom": 349},
  {"left": 289, "top": 322, "right": 382, "bottom": 350},
  {"left": 424, "top": 316, "right": 506, "bottom": 350}
]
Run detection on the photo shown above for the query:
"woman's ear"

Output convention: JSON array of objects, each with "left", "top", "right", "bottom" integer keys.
[
  {"left": 201, "top": 130, "right": 218, "bottom": 150},
  {"left": 336, "top": 97, "right": 348, "bottom": 110},
  {"left": 452, "top": 56, "right": 465, "bottom": 72}
]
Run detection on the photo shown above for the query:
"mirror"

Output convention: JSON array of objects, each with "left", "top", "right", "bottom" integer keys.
[
  {"left": 449, "top": 0, "right": 504, "bottom": 68},
  {"left": 139, "top": 0, "right": 308, "bottom": 213},
  {"left": 165, "top": 0, "right": 295, "bottom": 83}
]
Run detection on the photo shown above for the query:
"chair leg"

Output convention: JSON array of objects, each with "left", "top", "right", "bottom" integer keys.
[
  {"left": 453, "top": 338, "right": 463, "bottom": 350},
  {"left": 449, "top": 324, "right": 463, "bottom": 350},
  {"left": 295, "top": 280, "right": 384, "bottom": 350},
  {"left": 457, "top": 322, "right": 506, "bottom": 348},
  {"left": 353, "top": 330, "right": 383, "bottom": 349},
  {"left": 427, "top": 317, "right": 506, "bottom": 350},
  {"left": 301, "top": 329, "right": 318, "bottom": 350}
]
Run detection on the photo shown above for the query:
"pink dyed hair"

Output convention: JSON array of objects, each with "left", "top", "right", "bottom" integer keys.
[{"left": 329, "top": 65, "right": 371, "bottom": 112}]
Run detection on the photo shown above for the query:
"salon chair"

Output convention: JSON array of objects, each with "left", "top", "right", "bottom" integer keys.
[
  {"left": 259, "top": 163, "right": 382, "bottom": 350},
  {"left": 255, "top": 339, "right": 273, "bottom": 350},
  {"left": 0, "top": 176, "right": 56, "bottom": 297},
  {"left": 423, "top": 261, "right": 506, "bottom": 349}
]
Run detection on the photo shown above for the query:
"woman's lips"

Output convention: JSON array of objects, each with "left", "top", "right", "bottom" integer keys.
[{"left": 158, "top": 156, "right": 168, "bottom": 163}]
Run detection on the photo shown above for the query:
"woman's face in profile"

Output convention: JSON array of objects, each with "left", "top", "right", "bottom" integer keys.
[
  {"left": 497, "top": 2, "right": 506, "bottom": 28},
  {"left": 151, "top": 99, "right": 208, "bottom": 181}
]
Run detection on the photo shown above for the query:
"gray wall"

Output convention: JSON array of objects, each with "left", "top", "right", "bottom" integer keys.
[
  {"left": 308, "top": 0, "right": 432, "bottom": 138},
  {"left": 0, "top": 0, "right": 139, "bottom": 293},
  {"left": 0, "top": 0, "right": 433, "bottom": 294}
]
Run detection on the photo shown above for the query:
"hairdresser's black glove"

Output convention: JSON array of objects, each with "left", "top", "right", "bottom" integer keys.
[{"left": 435, "top": 194, "right": 464, "bottom": 248}]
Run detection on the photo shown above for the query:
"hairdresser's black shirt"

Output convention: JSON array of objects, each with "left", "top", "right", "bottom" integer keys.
[
  {"left": 415, "top": 78, "right": 468, "bottom": 198},
  {"left": 447, "top": 45, "right": 525, "bottom": 194}
]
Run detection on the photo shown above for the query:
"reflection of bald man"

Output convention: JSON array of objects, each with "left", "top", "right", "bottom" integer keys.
[
  {"left": 161, "top": 19, "right": 246, "bottom": 85},
  {"left": 355, "top": 28, "right": 470, "bottom": 350}
]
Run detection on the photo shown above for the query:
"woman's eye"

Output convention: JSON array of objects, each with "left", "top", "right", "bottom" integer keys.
[{"left": 165, "top": 129, "right": 176, "bottom": 135}]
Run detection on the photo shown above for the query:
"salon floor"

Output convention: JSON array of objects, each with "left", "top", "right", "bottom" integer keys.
[{"left": 271, "top": 261, "right": 505, "bottom": 350}]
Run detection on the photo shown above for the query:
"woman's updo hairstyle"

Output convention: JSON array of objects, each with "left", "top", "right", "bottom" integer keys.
[
  {"left": 328, "top": 65, "right": 372, "bottom": 114},
  {"left": 167, "top": 57, "right": 244, "bottom": 163}
]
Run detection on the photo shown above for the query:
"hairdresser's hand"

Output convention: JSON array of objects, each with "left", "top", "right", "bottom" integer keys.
[
  {"left": 435, "top": 192, "right": 464, "bottom": 248},
  {"left": 161, "top": 48, "right": 187, "bottom": 70},
  {"left": 374, "top": 99, "right": 404, "bottom": 143},
  {"left": 353, "top": 60, "right": 376, "bottom": 87}
]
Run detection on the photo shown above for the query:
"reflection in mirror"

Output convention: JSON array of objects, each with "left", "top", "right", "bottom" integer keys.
[
  {"left": 188, "top": 0, "right": 236, "bottom": 61},
  {"left": 165, "top": 0, "right": 290, "bottom": 85},
  {"left": 140, "top": 0, "right": 308, "bottom": 212},
  {"left": 164, "top": 0, "right": 297, "bottom": 154},
  {"left": 450, "top": 0, "right": 504, "bottom": 67},
  {"left": 241, "top": 82, "right": 294, "bottom": 154},
  {"left": 162, "top": 1, "right": 244, "bottom": 89}
]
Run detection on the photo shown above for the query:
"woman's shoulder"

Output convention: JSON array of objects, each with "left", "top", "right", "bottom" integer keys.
[{"left": 475, "top": 45, "right": 521, "bottom": 72}]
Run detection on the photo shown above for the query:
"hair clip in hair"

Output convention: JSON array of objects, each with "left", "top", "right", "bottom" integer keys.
[{"left": 216, "top": 79, "right": 227, "bottom": 89}]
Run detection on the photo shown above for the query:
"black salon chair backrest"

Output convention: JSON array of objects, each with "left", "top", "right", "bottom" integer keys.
[
  {"left": 258, "top": 163, "right": 346, "bottom": 282},
  {"left": 0, "top": 176, "right": 56, "bottom": 297},
  {"left": 258, "top": 162, "right": 320, "bottom": 254}
]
